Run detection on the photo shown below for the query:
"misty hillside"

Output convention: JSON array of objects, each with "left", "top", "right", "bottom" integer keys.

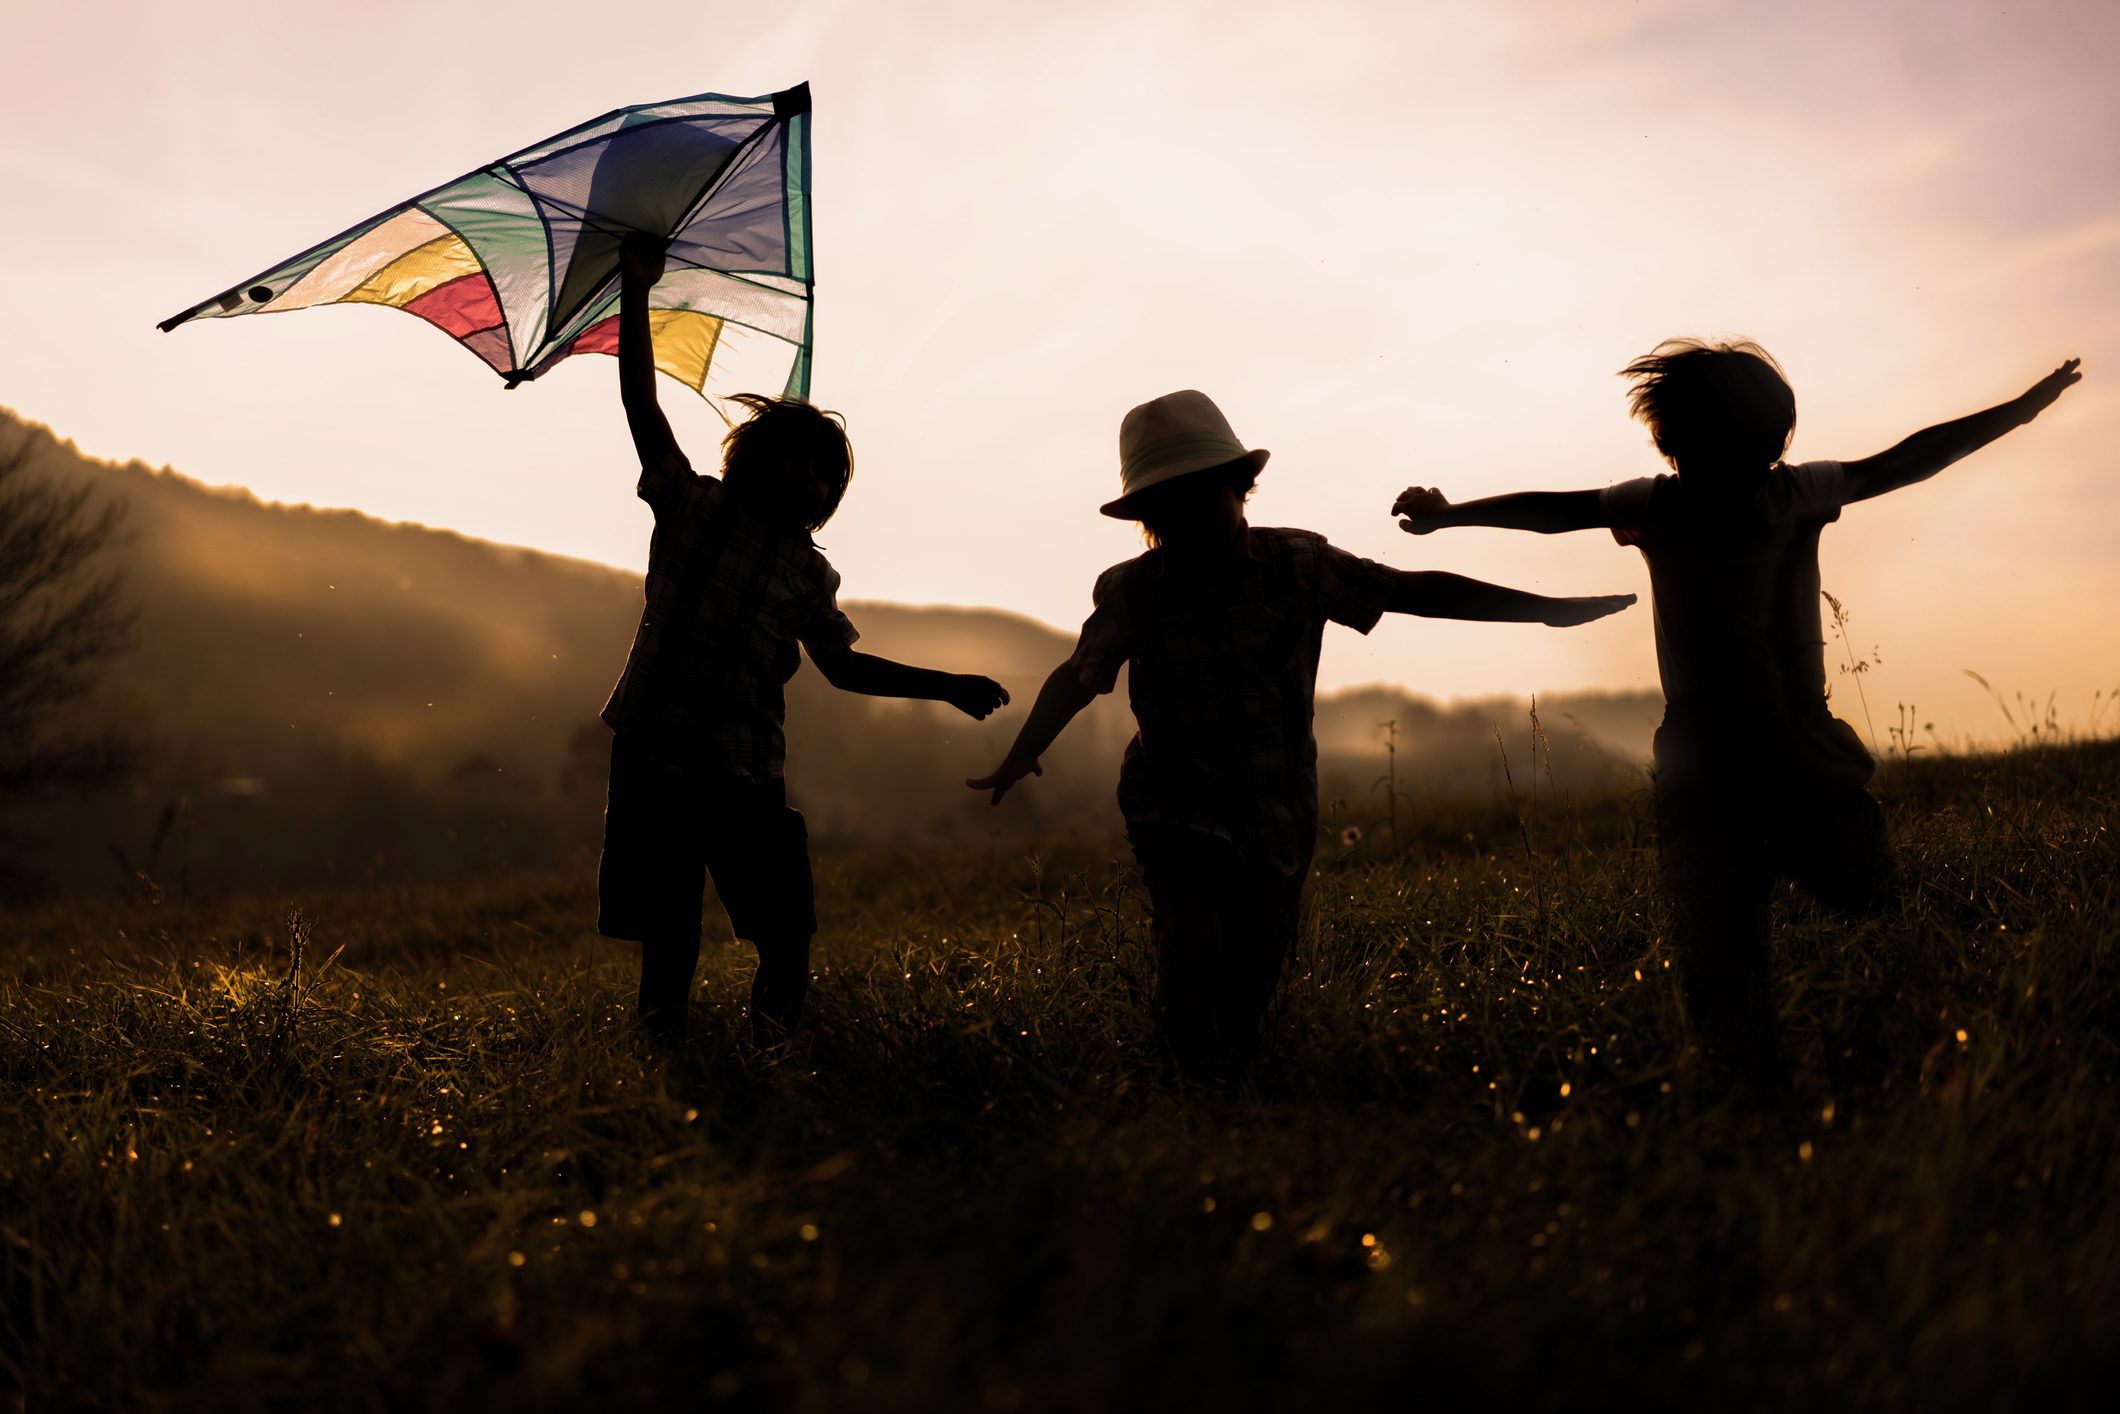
[
  {"left": 1, "top": 409, "right": 1659, "bottom": 898},
  {"left": 6, "top": 415, "right": 1110, "bottom": 777}
]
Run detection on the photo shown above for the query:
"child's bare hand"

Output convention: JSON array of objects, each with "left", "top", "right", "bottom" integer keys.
[
  {"left": 946, "top": 675, "right": 1010, "bottom": 720},
  {"left": 1542, "top": 593, "right": 1635, "bottom": 627},
  {"left": 966, "top": 759, "right": 1040, "bottom": 806},
  {"left": 1393, "top": 486, "right": 1453, "bottom": 534},
  {"left": 2016, "top": 357, "right": 2081, "bottom": 422},
  {"left": 619, "top": 232, "right": 668, "bottom": 287}
]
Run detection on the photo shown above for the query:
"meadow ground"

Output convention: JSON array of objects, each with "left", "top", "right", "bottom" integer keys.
[{"left": 4, "top": 741, "right": 2117, "bottom": 1412}]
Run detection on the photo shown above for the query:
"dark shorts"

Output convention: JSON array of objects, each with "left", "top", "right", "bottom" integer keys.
[
  {"left": 597, "top": 733, "right": 816, "bottom": 944},
  {"left": 1654, "top": 771, "right": 1892, "bottom": 915},
  {"left": 1652, "top": 715, "right": 1892, "bottom": 916},
  {"left": 1128, "top": 825, "right": 1311, "bottom": 940},
  {"left": 1128, "top": 823, "right": 1313, "bottom": 1073}
]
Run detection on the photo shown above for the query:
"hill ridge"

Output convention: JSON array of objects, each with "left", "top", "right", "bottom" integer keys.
[{"left": 2, "top": 407, "right": 1658, "bottom": 897}]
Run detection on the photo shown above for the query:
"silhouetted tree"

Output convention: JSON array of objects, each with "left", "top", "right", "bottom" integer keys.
[{"left": 0, "top": 439, "right": 133, "bottom": 802}]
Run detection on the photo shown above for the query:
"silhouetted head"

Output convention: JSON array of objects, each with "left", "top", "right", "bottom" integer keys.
[
  {"left": 720, "top": 393, "right": 853, "bottom": 534},
  {"left": 1621, "top": 339, "right": 1795, "bottom": 482},
  {"left": 1100, "top": 390, "right": 1269, "bottom": 550},
  {"left": 1134, "top": 456, "right": 1259, "bottom": 550}
]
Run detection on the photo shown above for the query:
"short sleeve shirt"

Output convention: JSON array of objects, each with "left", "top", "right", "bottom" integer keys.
[
  {"left": 1599, "top": 461, "right": 1856, "bottom": 764},
  {"left": 1065, "top": 527, "right": 1396, "bottom": 874},
  {"left": 601, "top": 448, "right": 859, "bottom": 779}
]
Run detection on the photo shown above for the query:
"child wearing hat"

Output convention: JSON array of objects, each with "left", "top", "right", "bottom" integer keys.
[
  {"left": 601, "top": 235, "right": 1010, "bottom": 1045},
  {"left": 968, "top": 390, "right": 1636, "bottom": 1077},
  {"left": 1393, "top": 343, "right": 2081, "bottom": 1077}
]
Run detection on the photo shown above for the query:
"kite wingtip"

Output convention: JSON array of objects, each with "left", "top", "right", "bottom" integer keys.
[
  {"left": 774, "top": 83, "right": 810, "bottom": 118},
  {"left": 157, "top": 308, "right": 199, "bottom": 333}
]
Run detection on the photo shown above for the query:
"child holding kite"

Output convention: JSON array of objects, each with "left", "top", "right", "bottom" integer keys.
[
  {"left": 968, "top": 390, "right": 1635, "bottom": 1078},
  {"left": 1392, "top": 342, "right": 2082, "bottom": 1079},
  {"left": 600, "top": 234, "right": 1009, "bottom": 1045}
]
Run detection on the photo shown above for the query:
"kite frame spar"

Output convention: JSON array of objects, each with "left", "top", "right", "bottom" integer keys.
[{"left": 158, "top": 83, "right": 814, "bottom": 410}]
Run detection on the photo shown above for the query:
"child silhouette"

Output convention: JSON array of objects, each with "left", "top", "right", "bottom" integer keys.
[
  {"left": 1394, "top": 342, "right": 2081, "bottom": 1077},
  {"left": 971, "top": 390, "right": 1634, "bottom": 1078},
  {"left": 600, "top": 235, "right": 1008, "bottom": 1045}
]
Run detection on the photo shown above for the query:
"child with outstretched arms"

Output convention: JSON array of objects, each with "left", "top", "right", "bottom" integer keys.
[
  {"left": 600, "top": 234, "right": 1009, "bottom": 1044},
  {"left": 1394, "top": 343, "right": 2081, "bottom": 1077},
  {"left": 969, "top": 390, "right": 1634, "bottom": 1077}
]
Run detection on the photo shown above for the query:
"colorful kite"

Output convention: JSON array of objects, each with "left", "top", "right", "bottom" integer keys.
[{"left": 159, "top": 85, "right": 813, "bottom": 414}]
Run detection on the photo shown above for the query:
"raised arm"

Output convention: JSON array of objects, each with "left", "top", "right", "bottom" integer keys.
[
  {"left": 1386, "top": 570, "right": 1634, "bottom": 625},
  {"left": 1393, "top": 487, "right": 1610, "bottom": 536},
  {"left": 809, "top": 646, "right": 1009, "bottom": 719},
  {"left": 966, "top": 661, "right": 1099, "bottom": 804},
  {"left": 1841, "top": 358, "right": 2081, "bottom": 504},
  {"left": 617, "top": 234, "right": 680, "bottom": 472}
]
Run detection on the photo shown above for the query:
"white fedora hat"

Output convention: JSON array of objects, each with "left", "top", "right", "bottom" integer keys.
[{"left": 1099, "top": 389, "right": 1270, "bottom": 519}]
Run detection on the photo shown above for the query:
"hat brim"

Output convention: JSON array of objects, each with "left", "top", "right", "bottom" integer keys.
[{"left": 1099, "top": 448, "right": 1271, "bottom": 519}]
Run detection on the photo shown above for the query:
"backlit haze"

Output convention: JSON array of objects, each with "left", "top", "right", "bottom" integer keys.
[{"left": 7, "top": 0, "right": 2116, "bottom": 743}]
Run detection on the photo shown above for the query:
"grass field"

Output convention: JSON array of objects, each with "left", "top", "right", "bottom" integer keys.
[{"left": 5, "top": 741, "right": 2118, "bottom": 1411}]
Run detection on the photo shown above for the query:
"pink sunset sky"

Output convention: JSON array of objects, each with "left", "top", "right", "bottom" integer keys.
[{"left": 6, "top": 0, "right": 2115, "bottom": 743}]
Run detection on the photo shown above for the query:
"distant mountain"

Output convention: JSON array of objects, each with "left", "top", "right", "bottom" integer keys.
[{"left": 1, "top": 409, "right": 1657, "bottom": 899}]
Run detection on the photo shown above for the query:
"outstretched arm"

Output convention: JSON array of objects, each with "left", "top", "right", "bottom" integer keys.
[
  {"left": 810, "top": 647, "right": 1008, "bottom": 719},
  {"left": 1386, "top": 570, "right": 1634, "bottom": 625},
  {"left": 966, "top": 662, "right": 1098, "bottom": 804},
  {"left": 1393, "top": 487, "right": 1610, "bottom": 536},
  {"left": 618, "top": 234, "right": 680, "bottom": 473},
  {"left": 1842, "top": 358, "right": 2081, "bottom": 504}
]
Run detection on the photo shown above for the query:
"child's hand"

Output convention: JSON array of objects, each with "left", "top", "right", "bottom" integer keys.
[
  {"left": 619, "top": 232, "right": 668, "bottom": 288},
  {"left": 1542, "top": 593, "right": 1636, "bottom": 627},
  {"left": 946, "top": 675, "right": 1010, "bottom": 720},
  {"left": 2016, "top": 357, "right": 2082, "bottom": 422},
  {"left": 966, "top": 759, "right": 1040, "bottom": 806},
  {"left": 1393, "top": 486, "right": 1453, "bottom": 534}
]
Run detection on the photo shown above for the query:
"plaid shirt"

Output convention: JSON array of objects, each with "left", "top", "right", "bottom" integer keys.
[
  {"left": 1066, "top": 527, "right": 1397, "bottom": 875},
  {"left": 601, "top": 449, "right": 859, "bottom": 779}
]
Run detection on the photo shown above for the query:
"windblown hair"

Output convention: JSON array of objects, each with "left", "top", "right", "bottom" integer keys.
[
  {"left": 1620, "top": 339, "right": 1796, "bottom": 472},
  {"left": 1137, "top": 458, "right": 1261, "bottom": 549},
  {"left": 720, "top": 393, "right": 853, "bottom": 533}
]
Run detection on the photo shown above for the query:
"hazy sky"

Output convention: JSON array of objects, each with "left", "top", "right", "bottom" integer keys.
[{"left": 6, "top": 0, "right": 2116, "bottom": 741}]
